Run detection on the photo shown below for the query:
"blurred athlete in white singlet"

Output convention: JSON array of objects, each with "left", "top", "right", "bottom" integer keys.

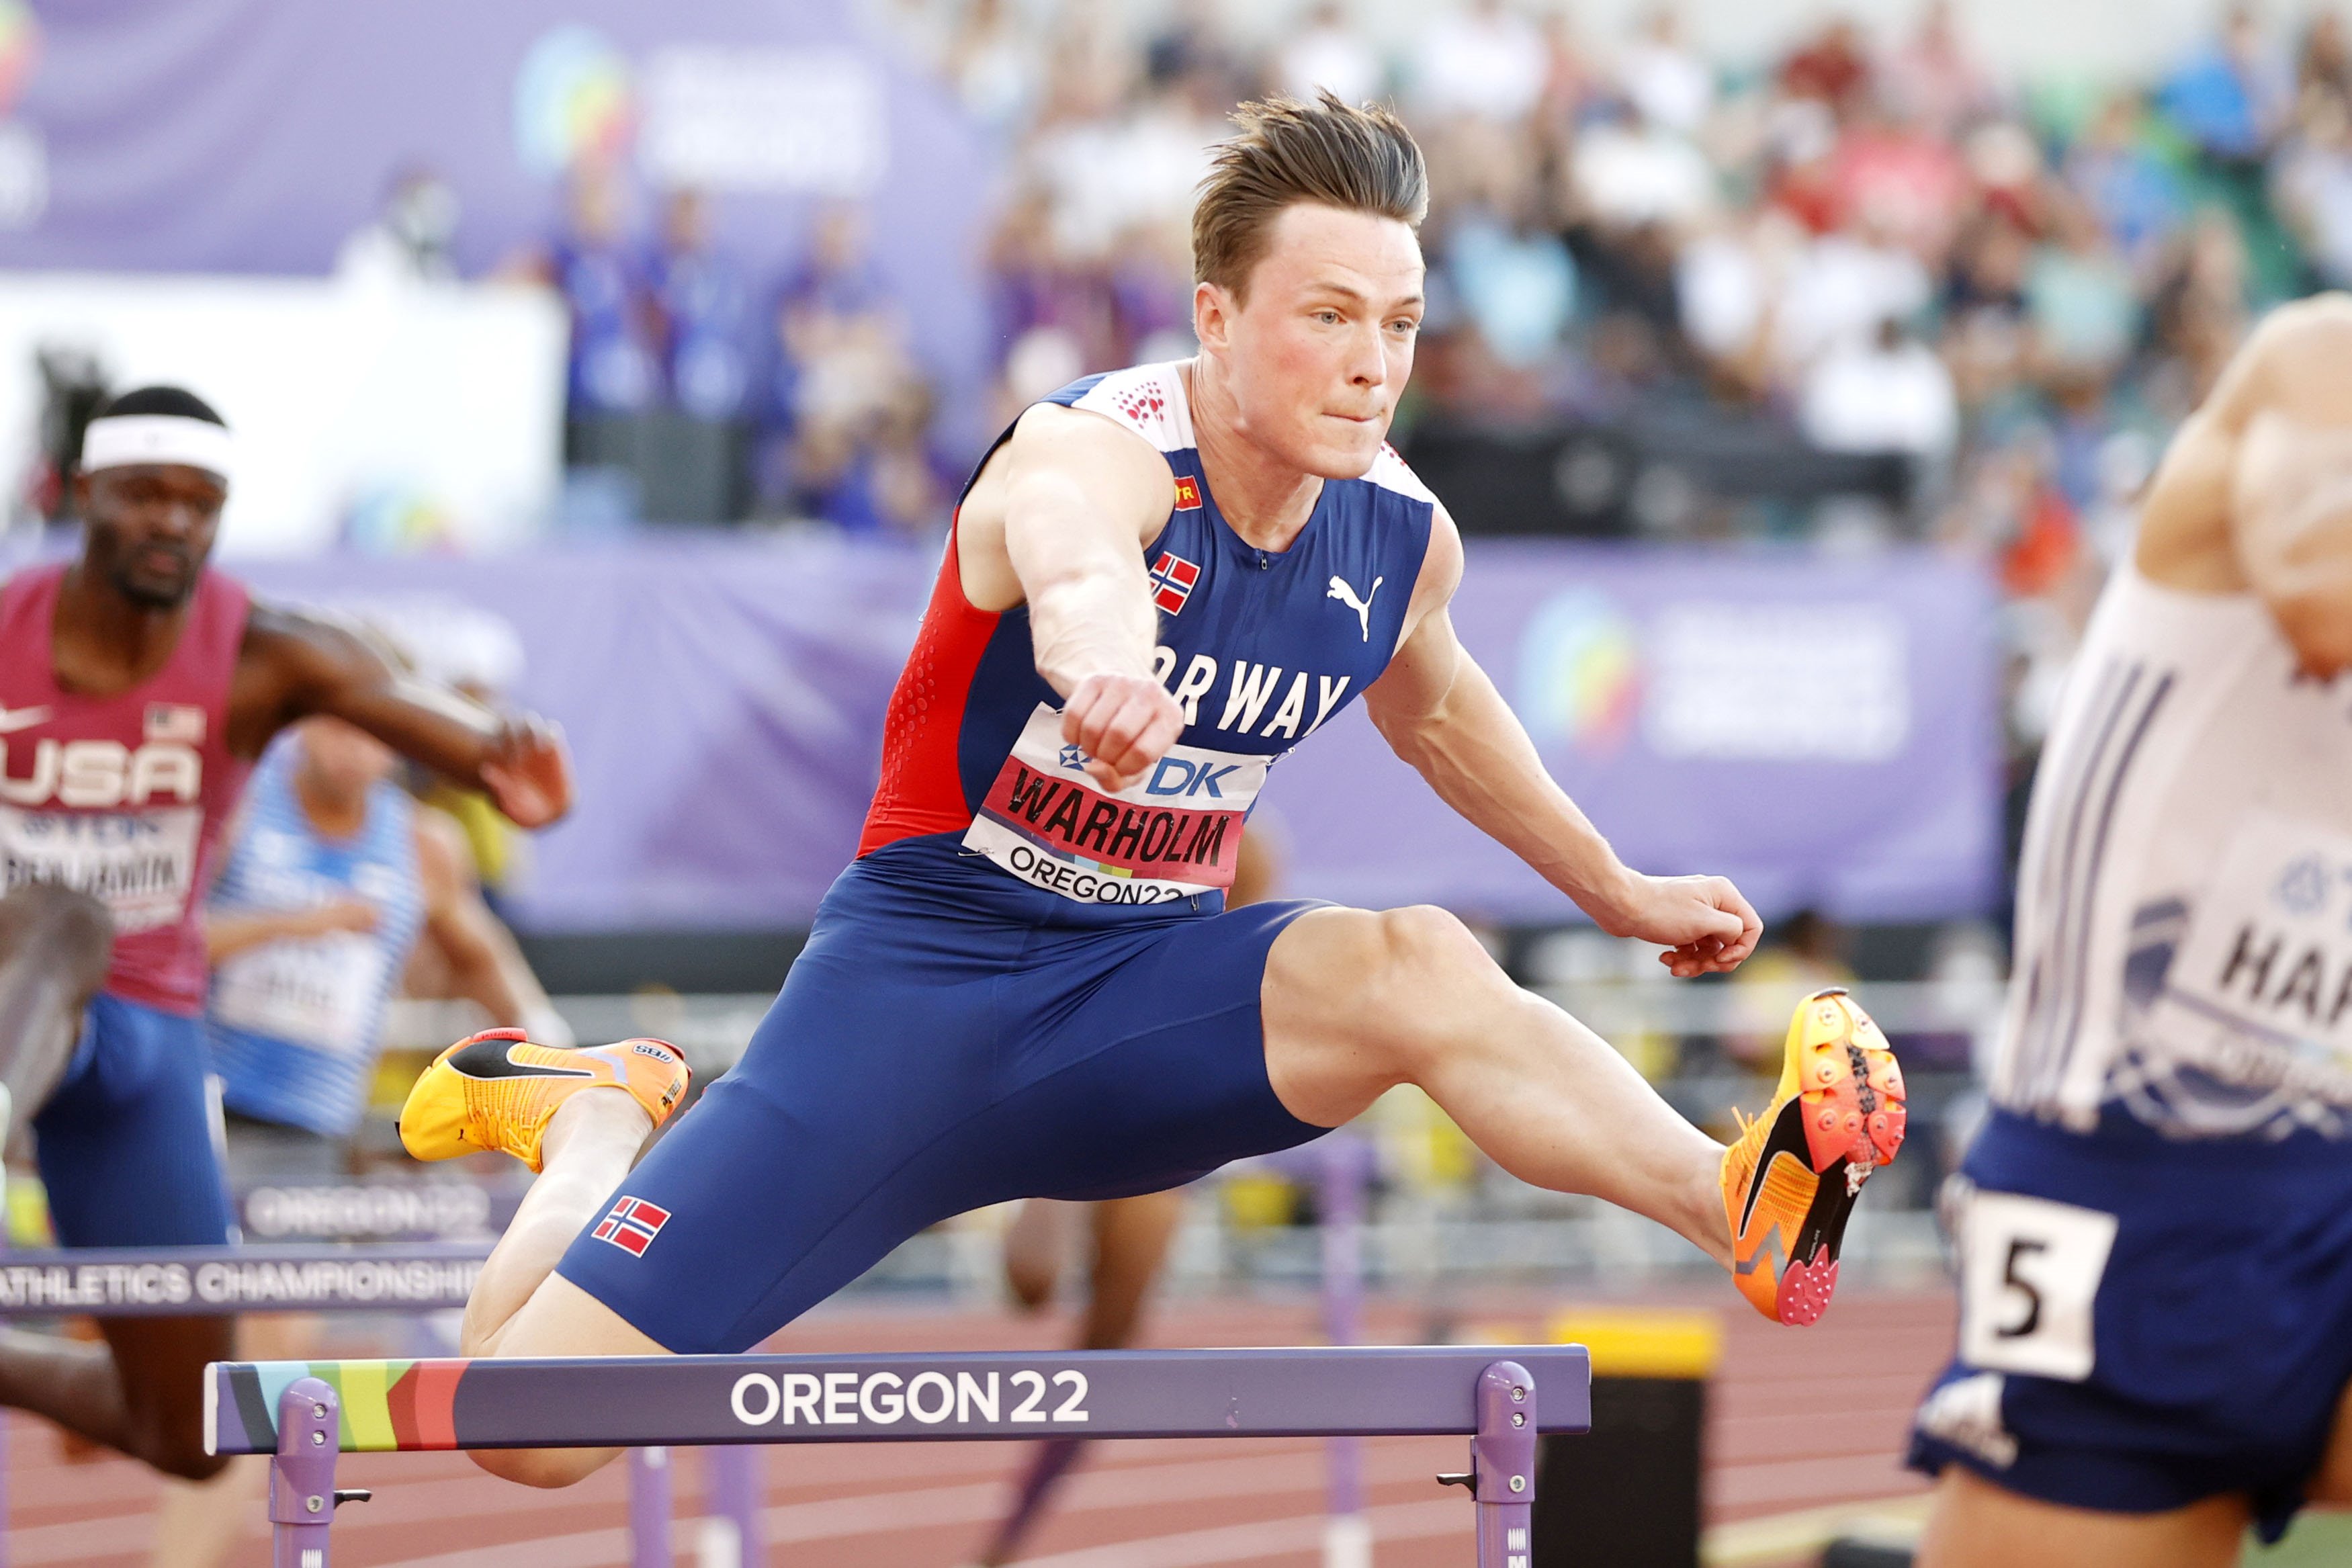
[{"left": 1912, "top": 296, "right": 2352, "bottom": 1566}]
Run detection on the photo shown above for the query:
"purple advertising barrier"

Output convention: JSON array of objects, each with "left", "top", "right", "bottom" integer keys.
[
  {"left": 1261, "top": 540, "right": 2004, "bottom": 924},
  {"left": 237, "top": 537, "right": 2001, "bottom": 935},
  {"left": 238, "top": 538, "right": 936, "bottom": 934}
]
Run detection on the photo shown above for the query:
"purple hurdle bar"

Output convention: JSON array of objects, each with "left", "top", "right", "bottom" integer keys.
[{"left": 211, "top": 1346, "right": 1591, "bottom": 1568}]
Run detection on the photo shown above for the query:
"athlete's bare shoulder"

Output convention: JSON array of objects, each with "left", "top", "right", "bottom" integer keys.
[
  {"left": 957, "top": 390, "right": 1179, "bottom": 613},
  {"left": 2140, "top": 294, "right": 2352, "bottom": 673},
  {"left": 2139, "top": 294, "right": 2352, "bottom": 591}
]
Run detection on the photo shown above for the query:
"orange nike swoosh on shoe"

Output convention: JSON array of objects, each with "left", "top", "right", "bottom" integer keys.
[
  {"left": 397, "top": 1027, "right": 690, "bottom": 1172},
  {"left": 1719, "top": 987, "right": 1907, "bottom": 1325}
]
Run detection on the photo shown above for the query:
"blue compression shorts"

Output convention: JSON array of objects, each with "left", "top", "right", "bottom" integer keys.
[
  {"left": 557, "top": 837, "right": 1327, "bottom": 1353},
  {"left": 1908, "top": 1109, "right": 2352, "bottom": 1542},
  {"left": 35, "top": 992, "right": 234, "bottom": 1250}
]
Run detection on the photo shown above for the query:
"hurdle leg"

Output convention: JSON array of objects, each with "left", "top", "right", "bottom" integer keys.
[
  {"left": 268, "top": 1377, "right": 342, "bottom": 1568},
  {"left": 701, "top": 1446, "right": 763, "bottom": 1568},
  {"left": 629, "top": 1447, "right": 672, "bottom": 1568},
  {"left": 1472, "top": 1361, "right": 1536, "bottom": 1568},
  {"left": 1321, "top": 1135, "right": 1370, "bottom": 1568}
]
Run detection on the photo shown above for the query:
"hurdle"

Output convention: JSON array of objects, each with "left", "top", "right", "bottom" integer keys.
[{"left": 212, "top": 1344, "right": 1591, "bottom": 1566}]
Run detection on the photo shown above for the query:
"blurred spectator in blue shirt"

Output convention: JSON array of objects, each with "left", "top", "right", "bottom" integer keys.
[
  {"left": 544, "top": 167, "right": 659, "bottom": 421},
  {"left": 2160, "top": 3, "right": 2290, "bottom": 163},
  {"left": 2064, "top": 96, "right": 2183, "bottom": 276},
  {"left": 648, "top": 187, "right": 750, "bottom": 422}
]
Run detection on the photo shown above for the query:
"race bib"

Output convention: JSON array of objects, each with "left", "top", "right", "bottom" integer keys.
[
  {"left": 2145, "top": 812, "right": 2352, "bottom": 1086},
  {"left": 210, "top": 932, "right": 390, "bottom": 1055},
  {"left": 962, "top": 705, "right": 1268, "bottom": 905},
  {"left": 0, "top": 805, "right": 202, "bottom": 933},
  {"left": 1958, "top": 1188, "right": 2116, "bottom": 1382}
]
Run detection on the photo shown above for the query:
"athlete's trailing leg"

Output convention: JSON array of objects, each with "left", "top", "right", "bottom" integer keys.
[{"left": 398, "top": 1027, "right": 689, "bottom": 1485}]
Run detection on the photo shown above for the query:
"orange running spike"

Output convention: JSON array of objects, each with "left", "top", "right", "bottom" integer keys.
[
  {"left": 1719, "top": 988, "right": 1907, "bottom": 1325},
  {"left": 398, "top": 1027, "right": 689, "bottom": 1172}
]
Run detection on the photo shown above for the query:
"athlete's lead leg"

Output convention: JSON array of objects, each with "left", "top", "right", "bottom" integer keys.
[{"left": 1262, "top": 906, "right": 1732, "bottom": 1265}]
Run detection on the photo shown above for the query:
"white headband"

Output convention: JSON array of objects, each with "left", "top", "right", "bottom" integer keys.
[{"left": 80, "top": 415, "right": 234, "bottom": 482}]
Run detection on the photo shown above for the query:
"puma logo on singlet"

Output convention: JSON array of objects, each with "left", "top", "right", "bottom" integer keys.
[{"left": 1327, "top": 575, "right": 1383, "bottom": 642}]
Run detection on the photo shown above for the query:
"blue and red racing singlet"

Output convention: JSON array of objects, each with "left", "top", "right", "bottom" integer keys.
[{"left": 857, "top": 361, "right": 1436, "bottom": 908}]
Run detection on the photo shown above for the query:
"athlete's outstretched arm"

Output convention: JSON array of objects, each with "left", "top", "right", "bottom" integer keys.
[
  {"left": 988, "top": 405, "right": 1183, "bottom": 792},
  {"left": 1362, "top": 511, "right": 1759, "bottom": 977},
  {"left": 227, "top": 607, "right": 573, "bottom": 828}
]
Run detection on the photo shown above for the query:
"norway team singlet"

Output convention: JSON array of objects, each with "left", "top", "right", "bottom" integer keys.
[
  {"left": 857, "top": 361, "right": 1436, "bottom": 908},
  {"left": 0, "top": 563, "right": 253, "bottom": 1014}
]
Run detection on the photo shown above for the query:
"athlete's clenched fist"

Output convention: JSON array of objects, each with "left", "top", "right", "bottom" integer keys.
[
  {"left": 1061, "top": 672, "right": 1184, "bottom": 793},
  {"left": 480, "top": 713, "right": 575, "bottom": 828}
]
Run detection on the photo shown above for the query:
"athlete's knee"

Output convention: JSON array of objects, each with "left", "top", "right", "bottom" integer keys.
[
  {"left": 0, "top": 884, "right": 114, "bottom": 989},
  {"left": 1374, "top": 904, "right": 1487, "bottom": 974},
  {"left": 470, "top": 1445, "right": 614, "bottom": 1489},
  {"left": 1366, "top": 905, "right": 1504, "bottom": 1031}
]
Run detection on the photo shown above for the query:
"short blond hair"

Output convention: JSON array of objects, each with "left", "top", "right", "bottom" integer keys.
[{"left": 1192, "top": 91, "right": 1428, "bottom": 301}]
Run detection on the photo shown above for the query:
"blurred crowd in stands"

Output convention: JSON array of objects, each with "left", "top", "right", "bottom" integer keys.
[
  {"left": 862, "top": 0, "right": 2352, "bottom": 840},
  {"left": 495, "top": 0, "right": 2351, "bottom": 816}
]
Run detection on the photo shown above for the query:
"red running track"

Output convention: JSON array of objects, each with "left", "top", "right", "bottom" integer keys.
[{"left": 3, "top": 1288, "right": 1954, "bottom": 1567}]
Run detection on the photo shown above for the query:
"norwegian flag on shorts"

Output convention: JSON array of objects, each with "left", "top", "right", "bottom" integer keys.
[
  {"left": 593, "top": 1196, "right": 670, "bottom": 1256},
  {"left": 1149, "top": 552, "right": 1201, "bottom": 615}
]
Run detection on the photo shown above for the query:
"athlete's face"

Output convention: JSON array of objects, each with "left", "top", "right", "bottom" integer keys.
[
  {"left": 1197, "top": 203, "right": 1424, "bottom": 480},
  {"left": 296, "top": 717, "right": 397, "bottom": 803},
  {"left": 75, "top": 462, "right": 226, "bottom": 609}
]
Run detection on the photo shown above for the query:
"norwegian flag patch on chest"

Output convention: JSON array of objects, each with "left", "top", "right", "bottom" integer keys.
[
  {"left": 1149, "top": 551, "right": 1202, "bottom": 615},
  {"left": 592, "top": 1196, "right": 670, "bottom": 1256}
]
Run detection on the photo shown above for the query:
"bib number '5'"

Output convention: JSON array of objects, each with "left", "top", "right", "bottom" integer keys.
[{"left": 1958, "top": 1189, "right": 2117, "bottom": 1382}]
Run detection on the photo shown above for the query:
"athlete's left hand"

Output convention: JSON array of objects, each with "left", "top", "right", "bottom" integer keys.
[
  {"left": 481, "top": 714, "right": 574, "bottom": 828},
  {"left": 1598, "top": 871, "right": 1761, "bottom": 978}
]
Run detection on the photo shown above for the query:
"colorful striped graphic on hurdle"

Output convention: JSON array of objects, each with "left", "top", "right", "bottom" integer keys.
[{"left": 214, "top": 1358, "right": 468, "bottom": 1454}]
